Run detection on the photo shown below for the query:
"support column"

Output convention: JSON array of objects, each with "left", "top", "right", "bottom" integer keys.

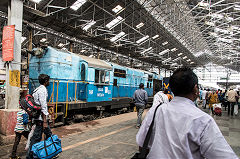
[
  {"left": 5, "top": 0, "right": 23, "bottom": 109},
  {"left": 0, "top": 0, "right": 23, "bottom": 142},
  {"left": 27, "top": 26, "right": 32, "bottom": 75}
]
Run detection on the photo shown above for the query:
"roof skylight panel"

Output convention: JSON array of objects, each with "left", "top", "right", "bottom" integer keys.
[
  {"left": 136, "top": 35, "right": 149, "bottom": 44},
  {"left": 106, "top": 16, "right": 124, "bottom": 30},
  {"left": 82, "top": 20, "right": 96, "bottom": 31},
  {"left": 70, "top": 0, "right": 87, "bottom": 11},
  {"left": 110, "top": 32, "right": 126, "bottom": 42}
]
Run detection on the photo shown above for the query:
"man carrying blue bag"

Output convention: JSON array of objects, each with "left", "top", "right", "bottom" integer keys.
[{"left": 26, "top": 74, "right": 57, "bottom": 159}]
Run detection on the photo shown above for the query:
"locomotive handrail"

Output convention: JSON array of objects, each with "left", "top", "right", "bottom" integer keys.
[
  {"left": 65, "top": 81, "right": 69, "bottom": 118},
  {"left": 55, "top": 81, "right": 59, "bottom": 119},
  {"left": 49, "top": 80, "right": 55, "bottom": 103}
]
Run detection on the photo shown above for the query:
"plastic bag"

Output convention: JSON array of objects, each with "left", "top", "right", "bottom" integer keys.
[{"left": 234, "top": 104, "right": 238, "bottom": 115}]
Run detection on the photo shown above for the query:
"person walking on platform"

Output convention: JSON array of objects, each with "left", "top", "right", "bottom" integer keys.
[
  {"left": 136, "top": 67, "right": 237, "bottom": 159},
  {"left": 208, "top": 91, "right": 218, "bottom": 114},
  {"left": 226, "top": 88, "right": 238, "bottom": 116},
  {"left": 10, "top": 109, "right": 30, "bottom": 159},
  {"left": 26, "top": 74, "right": 52, "bottom": 159},
  {"left": 133, "top": 83, "right": 148, "bottom": 129},
  {"left": 201, "top": 89, "right": 207, "bottom": 109}
]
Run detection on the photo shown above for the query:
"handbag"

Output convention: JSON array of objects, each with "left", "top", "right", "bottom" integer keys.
[
  {"left": 131, "top": 103, "right": 162, "bottom": 159},
  {"left": 32, "top": 134, "right": 62, "bottom": 159}
]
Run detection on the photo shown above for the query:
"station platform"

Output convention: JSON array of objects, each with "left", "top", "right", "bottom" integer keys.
[{"left": 0, "top": 107, "right": 239, "bottom": 159}]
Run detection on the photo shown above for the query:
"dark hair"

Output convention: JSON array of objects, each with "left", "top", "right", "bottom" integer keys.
[
  {"left": 139, "top": 83, "right": 144, "bottom": 88},
  {"left": 154, "top": 84, "right": 162, "bottom": 92},
  {"left": 38, "top": 74, "right": 50, "bottom": 85},
  {"left": 169, "top": 67, "right": 198, "bottom": 96},
  {"left": 163, "top": 89, "right": 168, "bottom": 94}
]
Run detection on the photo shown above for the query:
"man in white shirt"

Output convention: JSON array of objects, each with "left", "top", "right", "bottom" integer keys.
[
  {"left": 27, "top": 74, "right": 52, "bottom": 159},
  {"left": 136, "top": 67, "right": 237, "bottom": 159},
  {"left": 201, "top": 89, "right": 207, "bottom": 109}
]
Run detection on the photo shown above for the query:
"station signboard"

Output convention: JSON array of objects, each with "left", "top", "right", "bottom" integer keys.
[{"left": 2, "top": 25, "right": 15, "bottom": 61}]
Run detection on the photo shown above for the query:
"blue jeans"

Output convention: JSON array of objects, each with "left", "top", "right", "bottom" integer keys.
[{"left": 26, "top": 121, "right": 52, "bottom": 159}]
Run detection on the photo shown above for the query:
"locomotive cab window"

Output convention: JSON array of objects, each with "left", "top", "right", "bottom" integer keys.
[
  {"left": 95, "top": 69, "right": 110, "bottom": 84},
  {"left": 81, "top": 64, "right": 86, "bottom": 81},
  {"left": 148, "top": 75, "right": 153, "bottom": 81}
]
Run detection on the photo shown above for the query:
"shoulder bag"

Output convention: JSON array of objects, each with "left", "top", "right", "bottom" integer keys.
[{"left": 131, "top": 102, "right": 162, "bottom": 159}]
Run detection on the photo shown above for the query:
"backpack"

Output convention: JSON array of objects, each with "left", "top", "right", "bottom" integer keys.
[
  {"left": 19, "top": 89, "right": 41, "bottom": 119},
  {"left": 22, "top": 113, "right": 29, "bottom": 125}
]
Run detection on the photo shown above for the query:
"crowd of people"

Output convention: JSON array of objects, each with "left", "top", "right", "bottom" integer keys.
[{"left": 200, "top": 88, "right": 239, "bottom": 116}]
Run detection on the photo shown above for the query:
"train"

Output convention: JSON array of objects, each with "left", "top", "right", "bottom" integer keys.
[{"left": 29, "top": 47, "right": 163, "bottom": 125}]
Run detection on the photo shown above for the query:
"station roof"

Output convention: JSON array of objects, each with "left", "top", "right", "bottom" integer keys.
[{"left": 0, "top": 0, "right": 240, "bottom": 72}]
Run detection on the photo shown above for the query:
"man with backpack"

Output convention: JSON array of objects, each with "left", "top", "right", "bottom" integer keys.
[{"left": 26, "top": 74, "right": 52, "bottom": 159}]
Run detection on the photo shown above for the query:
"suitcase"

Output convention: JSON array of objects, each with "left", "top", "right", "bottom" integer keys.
[{"left": 214, "top": 107, "right": 222, "bottom": 116}]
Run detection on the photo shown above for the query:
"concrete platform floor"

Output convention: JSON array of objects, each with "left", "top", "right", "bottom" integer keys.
[{"left": 0, "top": 107, "right": 240, "bottom": 159}]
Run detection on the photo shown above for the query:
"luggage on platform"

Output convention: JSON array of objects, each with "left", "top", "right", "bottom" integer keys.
[
  {"left": 213, "top": 103, "right": 222, "bottom": 116},
  {"left": 32, "top": 135, "right": 62, "bottom": 159}
]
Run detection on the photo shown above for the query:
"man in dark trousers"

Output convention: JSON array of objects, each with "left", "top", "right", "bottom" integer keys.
[
  {"left": 133, "top": 83, "right": 148, "bottom": 128},
  {"left": 26, "top": 74, "right": 52, "bottom": 159}
]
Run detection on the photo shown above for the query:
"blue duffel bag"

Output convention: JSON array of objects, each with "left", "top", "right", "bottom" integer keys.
[{"left": 32, "top": 135, "right": 62, "bottom": 159}]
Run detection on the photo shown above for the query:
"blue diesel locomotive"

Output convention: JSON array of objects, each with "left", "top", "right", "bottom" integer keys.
[{"left": 29, "top": 47, "right": 163, "bottom": 125}]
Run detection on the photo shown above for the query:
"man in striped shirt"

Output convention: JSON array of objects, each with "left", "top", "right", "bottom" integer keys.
[{"left": 10, "top": 109, "right": 30, "bottom": 159}]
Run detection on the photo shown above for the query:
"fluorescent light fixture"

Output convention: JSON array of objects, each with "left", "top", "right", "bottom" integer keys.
[
  {"left": 110, "top": 31, "right": 126, "bottom": 42},
  {"left": 70, "top": 0, "right": 87, "bottom": 11},
  {"left": 31, "top": 0, "right": 41, "bottom": 3},
  {"left": 173, "top": 57, "right": 181, "bottom": 62},
  {"left": 178, "top": 53, "right": 183, "bottom": 56},
  {"left": 235, "top": 5, "right": 240, "bottom": 11},
  {"left": 136, "top": 22, "right": 144, "bottom": 29},
  {"left": 209, "top": 32, "right": 218, "bottom": 37},
  {"left": 186, "top": 59, "right": 191, "bottom": 62},
  {"left": 136, "top": 35, "right": 149, "bottom": 44},
  {"left": 231, "top": 26, "right": 240, "bottom": 31},
  {"left": 171, "top": 63, "right": 177, "bottom": 66},
  {"left": 142, "top": 47, "right": 153, "bottom": 54},
  {"left": 205, "top": 21, "right": 215, "bottom": 27},
  {"left": 226, "top": 16, "right": 234, "bottom": 22},
  {"left": 152, "top": 35, "right": 159, "bottom": 39},
  {"left": 211, "top": 13, "right": 224, "bottom": 19},
  {"left": 40, "top": 38, "right": 47, "bottom": 42},
  {"left": 82, "top": 20, "right": 96, "bottom": 31},
  {"left": 58, "top": 43, "right": 64, "bottom": 47},
  {"left": 198, "top": 2, "right": 210, "bottom": 9},
  {"left": 171, "top": 48, "right": 177, "bottom": 52},
  {"left": 214, "top": 27, "right": 233, "bottom": 35},
  {"left": 112, "top": 5, "right": 124, "bottom": 14},
  {"left": 162, "top": 41, "right": 168, "bottom": 46},
  {"left": 21, "top": 37, "right": 26, "bottom": 43},
  {"left": 194, "top": 52, "right": 204, "bottom": 57},
  {"left": 182, "top": 56, "right": 187, "bottom": 59},
  {"left": 190, "top": 62, "right": 194, "bottom": 64},
  {"left": 217, "top": 37, "right": 233, "bottom": 43},
  {"left": 106, "top": 16, "right": 124, "bottom": 30},
  {"left": 163, "top": 57, "right": 171, "bottom": 63},
  {"left": 159, "top": 49, "right": 170, "bottom": 56}
]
